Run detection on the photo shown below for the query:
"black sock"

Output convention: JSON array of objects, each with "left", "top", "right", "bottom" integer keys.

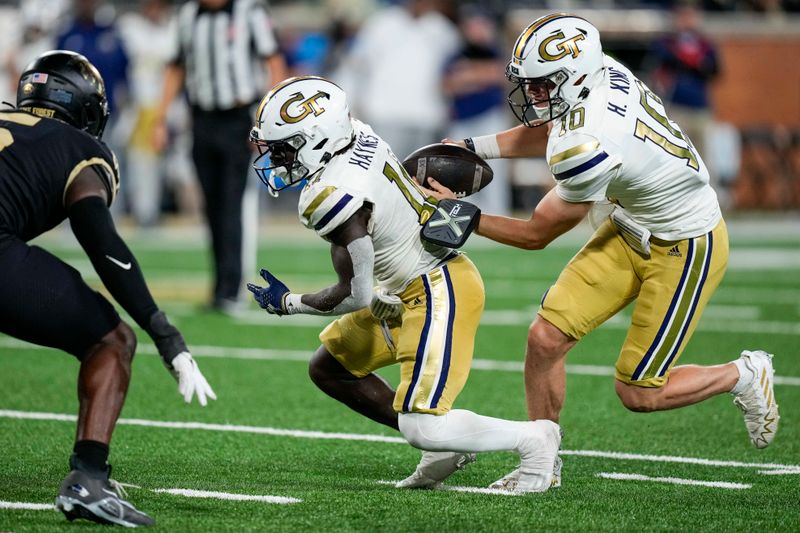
[{"left": 71, "top": 440, "right": 110, "bottom": 474}]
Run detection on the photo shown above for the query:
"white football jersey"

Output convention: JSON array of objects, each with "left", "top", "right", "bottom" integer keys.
[
  {"left": 298, "top": 119, "right": 453, "bottom": 292},
  {"left": 546, "top": 55, "right": 721, "bottom": 240}
]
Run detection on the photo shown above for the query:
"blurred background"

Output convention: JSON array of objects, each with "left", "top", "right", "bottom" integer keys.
[{"left": 0, "top": 0, "right": 796, "bottom": 226}]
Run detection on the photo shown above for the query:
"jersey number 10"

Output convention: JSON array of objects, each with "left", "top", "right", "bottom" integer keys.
[
  {"left": 382, "top": 161, "right": 437, "bottom": 225},
  {"left": 633, "top": 80, "right": 700, "bottom": 171}
]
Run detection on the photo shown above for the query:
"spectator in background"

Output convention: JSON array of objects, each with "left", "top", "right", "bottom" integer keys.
[
  {"left": 119, "top": 0, "right": 190, "bottom": 227},
  {"left": 153, "top": 0, "right": 287, "bottom": 315},
  {"left": 57, "top": 0, "right": 130, "bottom": 217},
  {"left": 443, "top": 9, "right": 511, "bottom": 215},
  {"left": 57, "top": 0, "right": 129, "bottom": 118},
  {"left": 649, "top": 2, "right": 720, "bottom": 160},
  {"left": 336, "top": 0, "right": 461, "bottom": 160},
  {"left": 4, "top": 0, "right": 69, "bottom": 95}
]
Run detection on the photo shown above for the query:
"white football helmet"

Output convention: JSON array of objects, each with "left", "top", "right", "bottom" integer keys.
[
  {"left": 250, "top": 76, "right": 354, "bottom": 195},
  {"left": 506, "top": 13, "right": 604, "bottom": 127}
]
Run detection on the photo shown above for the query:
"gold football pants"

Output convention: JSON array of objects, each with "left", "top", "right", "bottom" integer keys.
[
  {"left": 539, "top": 219, "right": 728, "bottom": 387},
  {"left": 320, "top": 255, "right": 484, "bottom": 414}
]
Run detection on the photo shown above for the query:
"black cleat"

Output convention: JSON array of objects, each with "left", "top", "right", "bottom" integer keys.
[{"left": 55, "top": 468, "right": 154, "bottom": 527}]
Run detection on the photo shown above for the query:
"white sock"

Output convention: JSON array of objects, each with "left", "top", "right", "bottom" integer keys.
[
  {"left": 398, "top": 409, "right": 532, "bottom": 453},
  {"left": 731, "top": 357, "right": 755, "bottom": 394}
]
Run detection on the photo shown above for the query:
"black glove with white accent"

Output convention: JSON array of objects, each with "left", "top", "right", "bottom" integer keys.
[
  {"left": 420, "top": 199, "right": 480, "bottom": 249},
  {"left": 147, "top": 311, "right": 216, "bottom": 406}
]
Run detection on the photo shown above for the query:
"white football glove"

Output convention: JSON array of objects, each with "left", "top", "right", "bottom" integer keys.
[
  {"left": 369, "top": 290, "right": 404, "bottom": 321},
  {"left": 165, "top": 352, "right": 217, "bottom": 406}
]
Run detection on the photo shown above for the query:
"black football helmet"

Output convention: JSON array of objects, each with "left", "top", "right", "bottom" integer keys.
[{"left": 16, "top": 50, "right": 109, "bottom": 138}]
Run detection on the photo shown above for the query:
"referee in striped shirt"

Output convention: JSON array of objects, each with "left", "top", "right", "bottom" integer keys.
[{"left": 154, "top": 0, "right": 286, "bottom": 313}]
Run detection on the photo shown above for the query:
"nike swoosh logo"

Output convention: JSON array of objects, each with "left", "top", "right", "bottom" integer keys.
[{"left": 105, "top": 255, "right": 132, "bottom": 270}]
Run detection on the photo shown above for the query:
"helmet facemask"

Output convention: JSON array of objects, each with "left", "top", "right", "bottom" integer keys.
[
  {"left": 250, "top": 129, "right": 309, "bottom": 196},
  {"left": 506, "top": 66, "right": 570, "bottom": 128}
]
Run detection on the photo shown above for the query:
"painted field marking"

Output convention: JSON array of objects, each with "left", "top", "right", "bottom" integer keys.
[
  {"left": 0, "top": 488, "right": 300, "bottom": 514},
  {"left": 757, "top": 469, "right": 800, "bottom": 476},
  {"left": 0, "top": 500, "right": 55, "bottom": 510},
  {"left": 229, "top": 310, "right": 800, "bottom": 337},
  {"left": 152, "top": 489, "right": 300, "bottom": 504},
  {"left": 0, "top": 409, "right": 404, "bottom": 444},
  {"left": 2, "top": 337, "right": 799, "bottom": 387},
  {"left": 596, "top": 472, "right": 751, "bottom": 490},
  {"left": 565, "top": 449, "right": 800, "bottom": 473},
  {"left": 2, "top": 409, "right": 799, "bottom": 475},
  {"left": 376, "top": 480, "right": 518, "bottom": 496}
]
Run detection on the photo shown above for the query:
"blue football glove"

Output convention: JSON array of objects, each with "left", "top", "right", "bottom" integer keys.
[{"left": 247, "top": 268, "right": 290, "bottom": 316}]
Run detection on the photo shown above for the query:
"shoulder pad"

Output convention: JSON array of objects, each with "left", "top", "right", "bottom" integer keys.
[
  {"left": 298, "top": 183, "right": 363, "bottom": 237},
  {"left": 548, "top": 132, "right": 609, "bottom": 182}
]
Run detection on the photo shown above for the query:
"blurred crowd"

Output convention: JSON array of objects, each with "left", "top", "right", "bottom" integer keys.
[{"left": 1, "top": 0, "right": 798, "bottom": 227}]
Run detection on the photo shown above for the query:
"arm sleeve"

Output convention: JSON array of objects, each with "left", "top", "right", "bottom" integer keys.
[
  {"left": 68, "top": 196, "right": 159, "bottom": 330},
  {"left": 285, "top": 236, "right": 374, "bottom": 316}
]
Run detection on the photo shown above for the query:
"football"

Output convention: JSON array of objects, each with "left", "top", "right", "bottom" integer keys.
[{"left": 402, "top": 143, "right": 493, "bottom": 198}]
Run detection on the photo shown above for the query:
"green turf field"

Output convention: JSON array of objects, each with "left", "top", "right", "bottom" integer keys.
[{"left": 1, "top": 221, "right": 799, "bottom": 531}]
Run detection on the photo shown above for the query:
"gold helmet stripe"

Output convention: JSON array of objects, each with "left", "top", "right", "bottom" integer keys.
[
  {"left": 513, "top": 12, "right": 584, "bottom": 60},
  {"left": 255, "top": 76, "right": 343, "bottom": 125}
]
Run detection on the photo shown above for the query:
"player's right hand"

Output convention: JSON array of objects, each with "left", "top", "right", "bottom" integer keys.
[
  {"left": 247, "top": 268, "right": 290, "bottom": 315},
  {"left": 166, "top": 352, "right": 217, "bottom": 406},
  {"left": 369, "top": 290, "right": 404, "bottom": 320},
  {"left": 419, "top": 178, "right": 456, "bottom": 201}
]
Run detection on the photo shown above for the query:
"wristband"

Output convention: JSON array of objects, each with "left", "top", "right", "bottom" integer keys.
[
  {"left": 284, "top": 293, "right": 310, "bottom": 315},
  {"left": 146, "top": 311, "right": 187, "bottom": 364},
  {"left": 472, "top": 134, "right": 501, "bottom": 159},
  {"left": 463, "top": 138, "right": 476, "bottom": 152}
]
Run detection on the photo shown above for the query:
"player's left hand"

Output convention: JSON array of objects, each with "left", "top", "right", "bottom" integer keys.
[
  {"left": 247, "top": 268, "right": 290, "bottom": 315},
  {"left": 167, "top": 352, "right": 217, "bottom": 406},
  {"left": 419, "top": 177, "right": 457, "bottom": 201},
  {"left": 440, "top": 137, "right": 466, "bottom": 148}
]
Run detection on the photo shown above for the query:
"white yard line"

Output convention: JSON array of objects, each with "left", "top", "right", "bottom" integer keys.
[
  {"left": 0, "top": 489, "right": 300, "bottom": 513},
  {"left": 2, "top": 337, "right": 799, "bottom": 386},
  {"left": 229, "top": 310, "right": 800, "bottom": 336},
  {"left": 757, "top": 469, "right": 800, "bottom": 475},
  {"left": 0, "top": 501, "right": 55, "bottom": 510},
  {"left": 1, "top": 409, "right": 798, "bottom": 474},
  {"left": 0, "top": 409, "right": 405, "bottom": 444},
  {"left": 566, "top": 450, "right": 800, "bottom": 472},
  {"left": 596, "top": 472, "right": 752, "bottom": 490},
  {"left": 152, "top": 489, "right": 300, "bottom": 504},
  {"left": 376, "top": 480, "right": 518, "bottom": 496}
]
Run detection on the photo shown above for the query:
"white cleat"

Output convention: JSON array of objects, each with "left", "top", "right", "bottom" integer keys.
[
  {"left": 488, "top": 468, "right": 520, "bottom": 491},
  {"left": 733, "top": 350, "right": 779, "bottom": 449},
  {"left": 395, "top": 451, "right": 476, "bottom": 489},
  {"left": 489, "top": 421, "right": 562, "bottom": 494}
]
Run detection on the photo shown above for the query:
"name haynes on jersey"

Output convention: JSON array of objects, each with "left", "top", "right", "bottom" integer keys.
[{"left": 348, "top": 131, "right": 379, "bottom": 170}]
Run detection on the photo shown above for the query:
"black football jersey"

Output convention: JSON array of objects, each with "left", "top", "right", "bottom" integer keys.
[{"left": 0, "top": 111, "right": 120, "bottom": 244}]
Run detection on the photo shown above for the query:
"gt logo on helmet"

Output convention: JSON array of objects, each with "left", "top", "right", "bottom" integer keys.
[
  {"left": 539, "top": 31, "right": 586, "bottom": 61},
  {"left": 280, "top": 91, "right": 328, "bottom": 124}
]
